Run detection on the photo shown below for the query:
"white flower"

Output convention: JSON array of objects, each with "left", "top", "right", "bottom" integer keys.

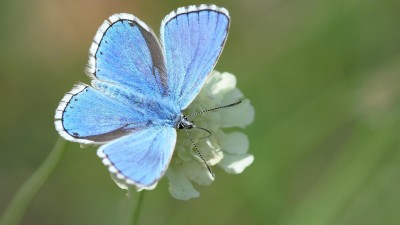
[
  {"left": 109, "top": 71, "right": 255, "bottom": 200},
  {"left": 165, "top": 70, "right": 255, "bottom": 200}
]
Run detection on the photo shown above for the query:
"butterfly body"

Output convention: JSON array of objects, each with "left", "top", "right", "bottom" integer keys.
[
  {"left": 55, "top": 5, "right": 230, "bottom": 189},
  {"left": 92, "top": 79, "right": 182, "bottom": 127}
]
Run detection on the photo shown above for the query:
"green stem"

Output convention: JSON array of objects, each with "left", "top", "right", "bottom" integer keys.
[
  {"left": 130, "top": 190, "right": 145, "bottom": 225},
  {"left": 0, "top": 138, "right": 67, "bottom": 225}
]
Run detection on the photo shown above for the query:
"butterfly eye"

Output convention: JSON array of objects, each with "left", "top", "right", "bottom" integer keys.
[{"left": 177, "top": 115, "right": 196, "bottom": 130}]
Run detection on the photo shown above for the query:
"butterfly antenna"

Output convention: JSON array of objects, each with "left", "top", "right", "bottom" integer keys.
[
  {"left": 192, "top": 125, "right": 212, "bottom": 139},
  {"left": 187, "top": 100, "right": 242, "bottom": 118},
  {"left": 183, "top": 127, "right": 215, "bottom": 177}
]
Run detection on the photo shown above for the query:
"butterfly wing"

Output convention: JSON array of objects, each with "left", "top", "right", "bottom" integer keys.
[
  {"left": 56, "top": 14, "right": 174, "bottom": 144},
  {"left": 97, "top": 126, "right": 177, "bottom": 189},
  {"left": 160, "top": 5, "right": 230, "bottom": 109},
  {"left": 55, "top": 84, "right": 151, "bottom": 144},
  {"left": 87, "top": 13, "right": 167, "bottom": 97}
]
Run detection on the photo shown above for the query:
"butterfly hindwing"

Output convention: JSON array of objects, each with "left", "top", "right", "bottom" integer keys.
[
  {"left": 160, "top": 5, "right": 230, "bottom": 109},
  {"left": 88, "top": 13, "right": 168, "bottom": 97},
  {"left": 97, "top": 126, "right": 177, "bottom": 188},
  {"left": 55, "top": 84, "right": 149, "bottom": 144}
]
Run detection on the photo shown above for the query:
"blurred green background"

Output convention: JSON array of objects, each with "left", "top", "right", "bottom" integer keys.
[{"left": 1, "top": 0, "right": 400, "bottom": 224}]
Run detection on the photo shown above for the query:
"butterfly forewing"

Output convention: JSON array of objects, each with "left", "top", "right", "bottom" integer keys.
[
  {"left": 160, "top": 5, "right": 230, "bottom": 109},
  {"left": 88, "top": 14, "right": 168, "bottom": 97}
]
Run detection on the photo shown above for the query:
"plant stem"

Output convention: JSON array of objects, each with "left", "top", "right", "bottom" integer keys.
[
  {"left": 130, "top": 190, "right": 145, "bottom": 225},
  {"left": 0, "top": 138, "right": 67, "bottom": 225}
]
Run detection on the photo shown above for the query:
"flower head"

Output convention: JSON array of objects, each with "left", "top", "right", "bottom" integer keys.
[{"left": 166, "top": 70, "right": 255, "bottom": 200}]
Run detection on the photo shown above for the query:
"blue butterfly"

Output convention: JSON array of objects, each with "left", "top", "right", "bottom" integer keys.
[{"left": 54, "top": 5, "right": 230, "bottom": 189}]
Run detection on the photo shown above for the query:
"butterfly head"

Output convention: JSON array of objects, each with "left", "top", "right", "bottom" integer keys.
[{"left": 177, "top": 115, "right": 194, "bottom": 129}]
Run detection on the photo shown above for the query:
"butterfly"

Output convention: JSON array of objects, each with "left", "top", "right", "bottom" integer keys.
[{"left": 54, "top": 5, "right": 230, "bottom": 190}]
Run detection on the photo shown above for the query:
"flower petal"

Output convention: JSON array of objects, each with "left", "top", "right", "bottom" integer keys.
[
  {"left": 165, "top": 167, "right": 200, "bottom": 200},
  {"left": 219, "top": 99, "right": 255, "bottom": 128},
  {"left": 219, "top": 153, "right": 254, "bottom": 174},
  {"left": 217, "top": 131, "right": 249, "bottom": 155},
  {"left": 221, "top": 88, "right": 244, "bottom": 104},
  {"left": 210, "top": 72, "right": 237, "bottom": 95},
  {"left": 196, "top": 137, "right": 224, "bottom": 165},
  {"left": 183, "top": 161, "right": 215, "bottom": 186}
]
